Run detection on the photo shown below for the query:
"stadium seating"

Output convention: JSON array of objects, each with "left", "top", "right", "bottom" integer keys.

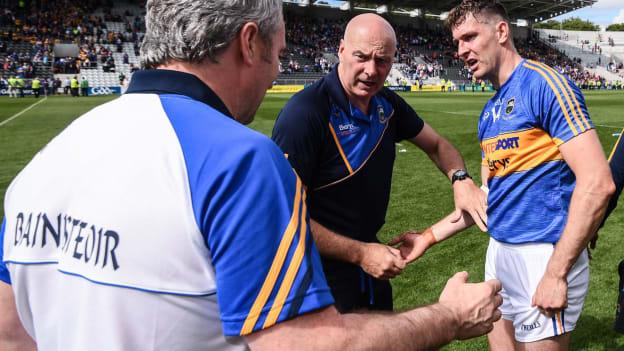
[{"left": 1, "top": 1, "right": 621, "bottom": 90}]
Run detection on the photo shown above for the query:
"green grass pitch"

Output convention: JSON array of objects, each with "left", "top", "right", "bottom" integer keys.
[{"left": 1, "top": 91, "right": 623, "bottom": 350}]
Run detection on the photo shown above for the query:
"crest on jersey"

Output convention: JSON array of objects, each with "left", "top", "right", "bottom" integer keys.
[
  {"left": 505, "top": 98, "right": 515, "bottom": 115},
  {"left": 378, "top": 105, "right": 388, "bottom": 124}
]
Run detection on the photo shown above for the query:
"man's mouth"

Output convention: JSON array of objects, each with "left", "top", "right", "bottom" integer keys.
[{"left": 467, "top": 58, "right": 478, "bottom": 71}]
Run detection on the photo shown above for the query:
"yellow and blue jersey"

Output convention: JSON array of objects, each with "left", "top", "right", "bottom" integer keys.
[{"left": 479, "top": 59, "right": 593, "bottom": 244}]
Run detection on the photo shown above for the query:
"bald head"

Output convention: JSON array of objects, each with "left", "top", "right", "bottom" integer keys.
[
  {"left": 344, "top": 14, "right": 396, "bottom": 51},
  {"left": 337, "top": 14, "right": 397, "bottom": 113}
]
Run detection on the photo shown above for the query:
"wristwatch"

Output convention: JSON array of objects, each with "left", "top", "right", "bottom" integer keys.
[{"left": 451, "top": 169, "right": 472, "bottom": 184}]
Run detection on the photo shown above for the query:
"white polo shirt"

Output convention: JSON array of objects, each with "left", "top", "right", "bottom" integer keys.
[{"left": 0, "top": 70, "right": 334, "bottom": 350}]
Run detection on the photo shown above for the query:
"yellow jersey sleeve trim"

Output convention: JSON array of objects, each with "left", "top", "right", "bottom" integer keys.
[
  {"left": 523, "top": 63, "right": 579, "bottom": 137},
  {"left": 530, "top": 60, "right": 590, "bottom": 131},
  {"left": 555, "top": 71, "right": 591, "bottom": 131},
  {"left": 529, "top": 60, "right": 586, "bottom": 133},
  {"left": 328, "top": 122, "right": 354, "bottom": 174},
  {"left": 240, "top": 177, "right": 303, "bottom": 335},
  {"left": 262, "top": 192, "right": 308, "bottom": 329},
  {"left": 609, "top": 129, "right": 624, "bottom": 162}
]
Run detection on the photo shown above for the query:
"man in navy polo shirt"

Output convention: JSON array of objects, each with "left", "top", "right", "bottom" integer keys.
[{"left": 272, "top": 13, "right": 488, "bottom": 313}]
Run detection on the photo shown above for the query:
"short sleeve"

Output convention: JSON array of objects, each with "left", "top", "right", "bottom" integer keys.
[
  {"left": 204, "top": 140, "right": 334, "bottom": 336},
  {"left": 271, "top": 96, "right": 326, "bottom": 188},
  {"left": 384, "top": 90, "right": 424, "bottom": 141},
  {"left": 161, "top": 96, "right": 334, "bottom": 337},
  {"left": 0, "top": 218, "right": 10, "bottom": 284},
  {"left": 529, "top": 67, "right": 593, "bottom": 146}
]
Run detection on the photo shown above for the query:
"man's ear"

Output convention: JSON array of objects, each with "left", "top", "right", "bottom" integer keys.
[
  {"left": 338, "top": 38, "right": 345, "bottom": 59},
  {"left": 239, "top": 22, "right": 260, "bottom": 66},
  {"left": 497, "top": 21, "right": 509, "bottom": 44}
]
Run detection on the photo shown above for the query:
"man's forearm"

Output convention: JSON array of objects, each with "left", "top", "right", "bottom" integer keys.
[
  {"left": 408, "top": 125, "right": 466, "bottom": 179},
  {"left": 309, "top": 219, "right": 364, "bottom": 265},
  {"left": 429, "top": 138, "right": 466, "bottom": 180},
  {"left": 430, "top": 210, "right": 476, "bottom": 242},
  {"left": 246, "top": 304, "right": 457, "bottom": 351},
  {"left": 0, "top": 283, "right": 36, "bottom": 351},
  {"left": 547, "top": 180, "right": 614, "bottom": 277}
]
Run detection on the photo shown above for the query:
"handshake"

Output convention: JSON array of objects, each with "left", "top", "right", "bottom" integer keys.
[
  {"left": 356, "top": 228, "right": 437, "bottom": 280},
  {"left": 353, "top": 227, "right": 502, "bottom": 344}
]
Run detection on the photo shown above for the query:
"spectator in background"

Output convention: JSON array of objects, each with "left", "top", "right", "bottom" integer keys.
[
  {"left": 63, "top": 77, "right": 70, "bottom": 95},
  {"left": 70, "top": 75, "right": 79, "bottom": 97},
  {"left": 54, "top": 77, "right": 62, "bottom": 95},
  {"left": 80, "top": 76, "right": 89, "bottom": 97}
]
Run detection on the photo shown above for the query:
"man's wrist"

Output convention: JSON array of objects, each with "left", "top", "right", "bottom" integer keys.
[
  {"left": 423, "top": 227, "right": 438, "bottom": 247},
  {"left": 451, "top": 169, "right": 472, "bottom": 184},
  {"left": 429, "top": 303, "right": 460, "bottom": 341},
  {"left": 544, "top": 262, "right": 569, "bottom": 280},
  {"left": 352, "top": 241, "right": 368, "bottom": 266}
]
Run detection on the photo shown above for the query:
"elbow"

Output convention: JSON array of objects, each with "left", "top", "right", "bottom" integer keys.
[
  {"left": 589, "top": 174, "right": 616, "bottom": 206},
  {"left": 576, "top": 171, "right": 615, "bottom": 208},
  {"left": 604, "top": 178, "right": 617, "bottom": 204}
]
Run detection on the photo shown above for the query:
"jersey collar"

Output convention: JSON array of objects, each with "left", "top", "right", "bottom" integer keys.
[{"left": 125, "top": 69, "right": 233, "bottom": 118}]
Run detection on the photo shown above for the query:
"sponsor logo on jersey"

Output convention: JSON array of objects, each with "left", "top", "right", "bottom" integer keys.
[
  {"left": 488, "top": 157, "right": 511, "bottom": 171},
  {"left": 12, "top": 211, "right": 121, "bottom": 270},
  {"left": 482, "top": 136, "right": 520, "bottom": 154},
  {"left": 338, "top": 123, "right": 360, "bottom": 136}
]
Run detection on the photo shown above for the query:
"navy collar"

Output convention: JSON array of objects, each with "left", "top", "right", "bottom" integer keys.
[
  {"left": 325, "top": 64, "right": 351, "bottom": 114},
  {"left": 125, "top": 69, "right": 233, "bottom": 118}
]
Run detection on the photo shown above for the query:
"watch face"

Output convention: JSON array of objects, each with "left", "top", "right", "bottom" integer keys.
[{"left": 454, "top": 170, "right": 467, "bottom": 178}]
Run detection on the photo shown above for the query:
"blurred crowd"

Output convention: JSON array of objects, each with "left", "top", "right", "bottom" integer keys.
[{"left": 1, "top": 5, "right": 622, "bottom": 89}]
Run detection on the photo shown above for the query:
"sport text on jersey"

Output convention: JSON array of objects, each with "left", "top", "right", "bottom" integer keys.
[{"left": 12, "top": 212, "right": 121, "bottom": 270}]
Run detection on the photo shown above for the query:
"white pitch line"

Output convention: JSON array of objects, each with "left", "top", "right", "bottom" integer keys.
[
  {"left": 595, "top": 124, "right": 624, "bottom": 130},
  {"left": 0, "top": 97, "right": 48, "bottom": 127},
  {"left": 418, "top": 109, "right": 483, "bottom": 117}
]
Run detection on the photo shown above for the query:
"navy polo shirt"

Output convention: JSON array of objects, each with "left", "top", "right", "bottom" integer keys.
[
  {"left": 602, "top": 130, "right": 624, "bottom": 226},
  {"left": 272, "top": 66, "right": 424, "bottom": 245}
]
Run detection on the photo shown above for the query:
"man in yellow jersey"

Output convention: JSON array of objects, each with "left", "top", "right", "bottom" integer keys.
[{"left": 31, "top": 77, "right": 41, "bottom": 98}]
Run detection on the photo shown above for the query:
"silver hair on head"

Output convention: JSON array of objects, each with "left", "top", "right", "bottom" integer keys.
[{"left": 140, "top": 0, "right": 282, "bottom": 69}]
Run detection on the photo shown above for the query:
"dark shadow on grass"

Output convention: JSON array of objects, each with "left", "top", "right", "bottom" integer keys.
[{"left": 571, "top": 313, "right": 624, "bottom": 350}]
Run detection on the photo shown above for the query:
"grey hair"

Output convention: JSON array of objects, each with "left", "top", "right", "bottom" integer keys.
[{"left": 140, "top": 0, "right": 283, "bottom": 69}]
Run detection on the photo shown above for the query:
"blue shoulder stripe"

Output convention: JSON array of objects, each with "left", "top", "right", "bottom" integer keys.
[{"left": 0, "top": 218, "right": 11, "bottom": 284}]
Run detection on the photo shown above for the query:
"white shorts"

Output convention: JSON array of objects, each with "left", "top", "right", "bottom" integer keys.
[{"left": 484, "top": 237, "right": 589, "bottom": 343}]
